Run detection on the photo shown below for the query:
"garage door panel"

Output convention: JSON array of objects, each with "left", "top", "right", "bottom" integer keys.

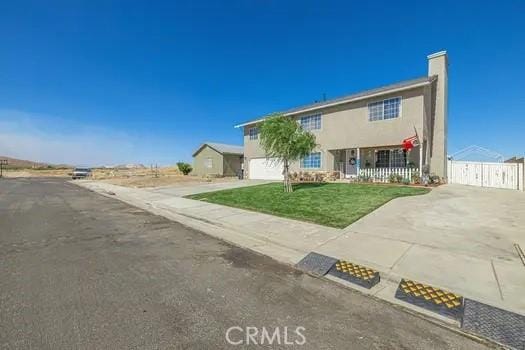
[{"left": 249, "top": 158, "right": 283, "bottom": 180}]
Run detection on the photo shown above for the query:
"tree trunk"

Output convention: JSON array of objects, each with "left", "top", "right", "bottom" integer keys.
[{"left": 283, "top": 159, "right": 293, "bottom": 193}]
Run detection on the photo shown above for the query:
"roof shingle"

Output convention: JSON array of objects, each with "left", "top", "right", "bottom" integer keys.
[{"left": 193, "top": 142, "right": 243, "bottom": 157}]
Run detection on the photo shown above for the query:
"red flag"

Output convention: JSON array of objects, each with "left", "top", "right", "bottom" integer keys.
[{"left": 402, "top": 135, "right": 418, "bottom": 151}]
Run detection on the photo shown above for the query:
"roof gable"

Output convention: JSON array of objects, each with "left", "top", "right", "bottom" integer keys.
[{"left": 192, "top": 142, "right": 243, "bottom": 157}]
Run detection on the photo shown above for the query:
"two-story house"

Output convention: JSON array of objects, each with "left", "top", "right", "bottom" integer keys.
[{"left": 235, "top": 51, "right": 448, "bottom": 181}]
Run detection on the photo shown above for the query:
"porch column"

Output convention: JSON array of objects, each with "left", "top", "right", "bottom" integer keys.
[
  {"left": 345, "top": 149, "right": 348, "bottom": 177},
  {"left": 356, "top": 147, "right": 361, "bottom": 176},
  {"left": 419, "top": 145, "right": 423, "bottom": 176}
]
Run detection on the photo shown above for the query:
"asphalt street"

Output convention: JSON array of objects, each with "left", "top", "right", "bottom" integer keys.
[{"left": 0, "top": 178, "right": 490, "bottom": 349}]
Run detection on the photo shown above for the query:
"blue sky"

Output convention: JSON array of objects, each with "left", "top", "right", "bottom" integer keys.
[{"left": 0, "top": 0, "right": 524, "bottom": 165}]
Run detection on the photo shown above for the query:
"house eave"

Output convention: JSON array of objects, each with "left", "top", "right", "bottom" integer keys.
[
  {"left": 192, "top": 143, "right": 244, "bottom": 157},
  {"left": 234, "top": 78, "right": 434, "bottom": 128}
]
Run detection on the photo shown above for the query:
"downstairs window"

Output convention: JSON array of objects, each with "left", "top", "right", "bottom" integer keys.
[{"left": 301, "top": 152, "right": 321, "bottom": 169}]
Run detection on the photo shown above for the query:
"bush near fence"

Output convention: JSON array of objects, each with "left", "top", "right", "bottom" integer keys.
[
  {"left": 360, "top": 167, "right": 419, "bottom": 184},
  {"left": 289, "top": 171, "right": 340, "bottom": 183},
  {"left": 289, "top": 168, "right": 432, "bottom": 185}
]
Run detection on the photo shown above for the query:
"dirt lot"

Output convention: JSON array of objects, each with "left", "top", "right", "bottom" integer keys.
[
  {"left": 89, "top": 167, "right": 237, "bottom": 188},
  {"left": 91, "top": 166, "right": 180, "bottom": 179},
  {"left": 3, "top": 166, "right": 237, "bottom": 188}
]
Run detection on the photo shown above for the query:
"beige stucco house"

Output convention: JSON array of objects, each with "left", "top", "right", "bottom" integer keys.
[
  {"left": 236, "top": 51, "right": 448, "bottom": 181},
  {"left": 192, "top": 142, "right": 243, "bottom": 177}
]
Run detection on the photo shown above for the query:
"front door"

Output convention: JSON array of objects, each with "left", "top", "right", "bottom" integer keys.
[{"left": 345, "top": 149, "right": 358, "bottom": 177}]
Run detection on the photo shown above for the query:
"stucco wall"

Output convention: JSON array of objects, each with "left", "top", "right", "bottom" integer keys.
[
  {"left": 193, "top": 146, "right": 223, "bottom": 176},
  {"left": 243, "top": 86, "right": 427, "bottom": 172}
]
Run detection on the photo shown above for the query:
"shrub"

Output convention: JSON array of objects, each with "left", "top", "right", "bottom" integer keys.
[
  {"left": 290, "top": 171, "right": 335, "bottom": 183},
  {"left": 429, "top": 174, "right": 441, "bottom": 185},
  {"left": 389, "top": 173, "right": 403, "bottom": 183},
  {"left": 358, "top": 175, "right": 372, "bottom": 182},
  {"left": 411, "top": 173, "right": 421, "bottom": 184},
  {"left": 407, "top": 161, "right": 417, "bottom": 169},
  {"left": 388, "top": 173, "right": 397, "bottom": 183},
  {"left": 302, "top": 172, "right": 312, "bottom": 182},
  {"left": 401, "top": 178, "right": 410, "bottom": 185},
  {"left": 176, "top": 162, "right": 193, "bottom": 175}
]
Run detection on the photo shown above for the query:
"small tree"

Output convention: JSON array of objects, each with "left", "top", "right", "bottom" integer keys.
[
  {"left": 259, "top": 113, "right": 317, "bottom": 192},
  {"left": 176, "top": 162, "right": 193, "bottom": 175}
]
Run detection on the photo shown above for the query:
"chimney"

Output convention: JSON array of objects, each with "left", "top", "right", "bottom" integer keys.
[{"left": 427, "top": 51, "right": 448, "bottom": 179}]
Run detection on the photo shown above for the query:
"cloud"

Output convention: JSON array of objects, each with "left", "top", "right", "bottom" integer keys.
[{"left": 0, "top": 109, "right": 148, "bottom": 166}]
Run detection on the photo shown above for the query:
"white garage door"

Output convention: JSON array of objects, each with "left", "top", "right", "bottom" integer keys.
[{"left": 249, "top": 158, "right": 283, "bottom": 180}]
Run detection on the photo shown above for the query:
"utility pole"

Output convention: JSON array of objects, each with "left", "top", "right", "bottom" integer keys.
[{"left": 0, "top": 159, "right": 8, "bottom": 178}]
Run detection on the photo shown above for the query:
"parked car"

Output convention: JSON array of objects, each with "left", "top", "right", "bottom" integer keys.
[{"left": 72, "top": 167, "right": 92, "bottom": 179}]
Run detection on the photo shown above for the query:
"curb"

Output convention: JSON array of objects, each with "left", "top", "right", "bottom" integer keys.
[{"left": 296, "top": 251, "right": 525, "bottom": 350}]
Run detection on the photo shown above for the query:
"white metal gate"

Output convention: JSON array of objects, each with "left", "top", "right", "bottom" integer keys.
[{"left": 447, "top": 160, "right": 524, "bottom": 191}]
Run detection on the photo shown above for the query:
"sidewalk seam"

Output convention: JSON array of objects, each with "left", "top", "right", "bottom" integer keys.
[
  {"left": 311, "top": 231, "right": 347, "bottom": 250},
  {"left": 490, "top": 259, "right": 504, "bottom": 301},
  {"left": 388, "top": 243, "right": 414, "bottom": 271}
]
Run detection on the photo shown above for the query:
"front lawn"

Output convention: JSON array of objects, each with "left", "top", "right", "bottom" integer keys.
[{"left": 187, "top": 183, "right": 430, "bottom": 228}]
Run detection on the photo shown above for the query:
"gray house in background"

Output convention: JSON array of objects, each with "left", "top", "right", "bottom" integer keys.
[
  {"left": 236, "top": 51, "right": 448, "bottom": 181},
  {"left": 192, "top": 142, "right": 243, "bottom": 177}
]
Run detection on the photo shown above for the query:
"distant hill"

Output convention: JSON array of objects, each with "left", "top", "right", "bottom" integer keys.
[
  {"left": 0, "top": 156, "right": 70, "bottom": 169},
  {"left": 0, "top": 156, "right": 46, "bottom": 168},
  {"left": 114, "top": 164, "right": 147, "bottom": 169}
]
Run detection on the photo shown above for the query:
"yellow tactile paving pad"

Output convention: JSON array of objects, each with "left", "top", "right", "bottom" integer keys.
[
  {"left": 334, "top": 261, "right": 378, "bottom": 281},
  {"left": 328, "top": 260, "right": 380, "bottom": 289},
  {"left": 399, "top": 279, "right": 462, "bottom": 309}
]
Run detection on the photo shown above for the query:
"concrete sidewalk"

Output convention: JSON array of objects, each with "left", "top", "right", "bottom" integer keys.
[
  {"left": 75, "top": 180, "right": 525, "bottom": 322},
  {"left": 77, "top": 180, "right": 342, "bottom": 267}
]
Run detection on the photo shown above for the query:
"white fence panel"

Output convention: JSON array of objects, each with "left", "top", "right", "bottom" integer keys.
[
  {"left": 360, "top": 167, "right": 418, "bottom": 183},
  {"left": 519, "top": 163, "right": 524, "bottom": 191},
  {"left": 448, "top": 160, "right": 521, "bottom": 190}
]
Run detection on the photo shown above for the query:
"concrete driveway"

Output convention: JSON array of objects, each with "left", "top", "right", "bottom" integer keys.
[
  {"left": 316, "top": 184, "right": 525, "bottom": 314},
  {"left": 146, "top": 179, "right": 271, "bottom": 197}
]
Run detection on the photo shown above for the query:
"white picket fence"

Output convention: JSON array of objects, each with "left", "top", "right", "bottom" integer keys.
[
  {"left": 448, "top": 160, "right": 524, "bottom": 191},
  {"left": 359, "top": 167, "right": 419, "bottom": 183}
]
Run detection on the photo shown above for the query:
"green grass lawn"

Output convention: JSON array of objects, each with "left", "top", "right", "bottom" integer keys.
[{"left": 187, "top": 183, "right": 430, "bottom": 228}]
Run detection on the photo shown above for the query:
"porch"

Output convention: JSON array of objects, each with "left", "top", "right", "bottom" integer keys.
[{"left": 329, "top": 145, "right": 423, "bottom": 182}]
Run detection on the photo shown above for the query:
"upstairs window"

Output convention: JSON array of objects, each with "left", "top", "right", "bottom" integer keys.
[
  {"left": 368, "top": 97, "right": 401, "bottom": 121},
  {"left": 301, "top": 152, "right": 321, "bottom": 169},
  {"left": 300, "top": 114, "right": 322, "bottom": 131},
  {"left": 368, "top": 101, "right": 384, "bottom": 121},
  {"left": 249, "top": 127, "right": 259, "bottom": 140}
]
